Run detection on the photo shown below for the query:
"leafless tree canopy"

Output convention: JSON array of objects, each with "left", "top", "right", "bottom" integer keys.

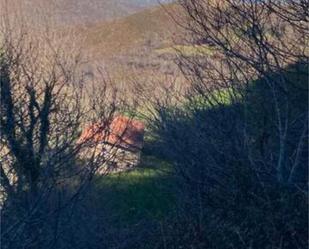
[
  {"left": 0, "top": 7, "right": 127, "bottom": 249},
  {"left": 137, "top": 1, "right": 308, "bottom": 248}
]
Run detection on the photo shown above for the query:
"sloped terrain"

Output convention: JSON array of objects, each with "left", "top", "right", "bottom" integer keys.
[
  {"left": 1, "top": 0, "right": 185, "bottom": 89},
  {"left": 76, "top": 3, "right": 185, "bottom": 82},
  {"left": 1, "top": 0, "right": 172, "bottom": 26},
  {"left": 82, "top": 3, "right": 180, "bottom": 58}
]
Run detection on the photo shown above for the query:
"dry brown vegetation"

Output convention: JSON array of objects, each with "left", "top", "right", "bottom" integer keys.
[
  {"left": 0, "top": 0, "right": 167, "bottom": 26},
  {"left": 80, "top": 4, "right": 180, "bottom": 58}
]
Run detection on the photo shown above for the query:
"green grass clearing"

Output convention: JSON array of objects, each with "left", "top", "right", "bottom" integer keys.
[
  {"left": 93, "top": 155, "right": 175, "bottom": 224},
  {"left": 186, "top": 88, "right": 243, "bottom": 110}
]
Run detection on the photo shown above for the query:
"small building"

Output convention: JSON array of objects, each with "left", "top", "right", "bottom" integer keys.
[{"left": 79, "top": 116, "right": 145, "bottom": 173}]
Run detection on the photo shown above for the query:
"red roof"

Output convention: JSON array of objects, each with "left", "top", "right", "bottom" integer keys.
[{"left": 79, "top": 116, "right": 145, "bottom": 151}]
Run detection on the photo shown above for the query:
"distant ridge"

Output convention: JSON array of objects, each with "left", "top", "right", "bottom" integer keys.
[
  {"left": 80, "top": 3, "right": 180, "bottom": 58},
  {"left": 1, "top": 0, "right": 172, "bottom": 26}
]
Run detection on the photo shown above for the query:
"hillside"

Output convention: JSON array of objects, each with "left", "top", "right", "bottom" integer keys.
[
  {"left": 74, "top": 3, "right": 184, "bottom": 83},
  {"left": 1, "top": 0, "right": 172, "bottom": 26},
  {"left": 1, "top": 0, "right": 183, "bottom": 85},
  {"left": 82, "top": 3, "right": 180, "bottom": 58}
]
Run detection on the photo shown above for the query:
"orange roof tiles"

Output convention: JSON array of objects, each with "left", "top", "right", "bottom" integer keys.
[{"left": 79, "top": 116, "right": 145, "bottom": 151}]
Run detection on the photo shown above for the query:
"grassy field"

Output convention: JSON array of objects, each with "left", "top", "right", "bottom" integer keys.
[{"left": 92, "top": 154, "right": 175, "bottom": 224}]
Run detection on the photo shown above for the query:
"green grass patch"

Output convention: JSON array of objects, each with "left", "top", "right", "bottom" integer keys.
[
  {"left": 156, "top": 44, "right": 214, "bottom": 57},
  {"left": 93, "top": 155, "right": 175, "bottom": 224},
  {"left": 185, "top": 88, "right": 243, "bottom": 111}
]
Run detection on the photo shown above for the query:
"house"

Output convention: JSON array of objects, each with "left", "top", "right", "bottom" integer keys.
[{"left": 78, "top": 116, "right": 145, "bottom": 173}]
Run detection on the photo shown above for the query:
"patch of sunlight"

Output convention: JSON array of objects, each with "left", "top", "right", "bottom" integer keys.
[
  {"left": 156, "top": 44, "right": 214, "bottom": 57},
  {"left": 185, "top": 87, "right": 243, "bottom": 111},
  {"left": 94, "top": 155, "right": 175, "bottom": 222}
]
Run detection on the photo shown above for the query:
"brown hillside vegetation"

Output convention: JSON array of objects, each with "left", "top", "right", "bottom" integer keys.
[
  {"left": 0, "top": 0, "right": 186, "bottom": 92},
  {"left": 0, "top": 0, "right": 170, "bottom": 26},
  {"left": 80, "top": 3, "right": 182, "bottom": 59},
  {"left": 73, "top": 3, "right": 186, "bottom": 89}
]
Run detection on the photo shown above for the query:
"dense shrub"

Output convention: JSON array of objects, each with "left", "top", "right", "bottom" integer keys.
[{"left": 148, "top": 62, "right": 308, "bottom": 249}]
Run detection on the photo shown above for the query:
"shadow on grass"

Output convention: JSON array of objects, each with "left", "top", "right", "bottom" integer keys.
[{"left": 91, "top": 154, "right": 176, "bottom": 225}]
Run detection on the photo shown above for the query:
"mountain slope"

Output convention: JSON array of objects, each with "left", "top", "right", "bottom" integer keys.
[
  {"left": 2, "top": 0, "right": 172, "bottom": 25},
  {"left": 81, "top": 3, "right": 180, "bottom": 58}
]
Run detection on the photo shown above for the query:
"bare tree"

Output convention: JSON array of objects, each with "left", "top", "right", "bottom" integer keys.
[
  {"left": 0, "top": 5, "right": 128, "bottom": 249},
  {"left": 175, "top": 0, "right": 308, "bottom": 182},
  {"left": 135, "top": 1, "right": 308, "bottom": 248}
]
